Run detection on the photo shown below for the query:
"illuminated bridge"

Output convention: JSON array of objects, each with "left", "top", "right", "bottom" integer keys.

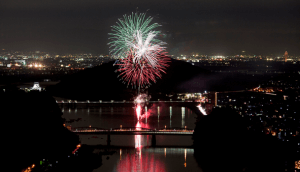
[
  {"left": 71, "top": 127, "right": 194, "bottom": 146},
  {"left": 56, "top": 100, "right": 199, "bottom": 108},
  {"left": 72, "top": 127, "right": 194, "bottom": 135}
]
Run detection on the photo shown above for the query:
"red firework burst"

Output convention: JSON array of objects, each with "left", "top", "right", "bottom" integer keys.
[{"left": 116, "top": 50, "right": 170, "bottom": 89}]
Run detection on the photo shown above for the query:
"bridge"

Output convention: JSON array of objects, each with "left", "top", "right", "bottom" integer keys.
[
  {"left": 71, "top": 127, "right": 194, "bottom": 147},
  {"left": 56, "top": 100, "right": 199, "bottom": 108},
  {"left": 72, "top": 127, "right": 194, "bottom": 135}
]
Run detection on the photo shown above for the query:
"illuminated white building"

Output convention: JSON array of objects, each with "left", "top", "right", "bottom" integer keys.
[{"left": 30, "top": 82, "right": 42, "bottom": 92}]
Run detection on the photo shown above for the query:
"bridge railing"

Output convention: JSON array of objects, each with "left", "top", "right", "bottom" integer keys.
[
  {"left": 112, "top": 127, "right": 155, "bottom": 131},
  {"left": 71, "top": 128, "right": 194, "bottom": 133},
  {"left": 56, "top": 100, "right": 196, "bottom": 104},
  {"left": 72, "top": 127, "right": 107, "bottom": 131}
]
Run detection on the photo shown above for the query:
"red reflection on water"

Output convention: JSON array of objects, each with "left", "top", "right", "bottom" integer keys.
[
  {"left": 135, "top": 135, "right": 142, "bottom": 149},
  {"left": 117, "top": 151, "right": 166, "bottom": 172},
  {"left": 135, "top": 103, "right": 151, "bottom": 149},
  {"left": 135, "top": 122, "right": 142, "bottom": 148},
  {"left": 135, "top": 122, "right": 150, "bottom": 148}
]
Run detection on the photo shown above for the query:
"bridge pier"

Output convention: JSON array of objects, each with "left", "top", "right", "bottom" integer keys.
[
  {"left": 107, "top": 133, "right": 111, "bottom": 146},
  {"left": 151, "top": 134, "right": 156, "bottom": 147}
]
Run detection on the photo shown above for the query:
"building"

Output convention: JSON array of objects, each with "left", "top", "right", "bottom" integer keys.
[{"left": 284, "top": 51, "right": 288, "bottom": 62}]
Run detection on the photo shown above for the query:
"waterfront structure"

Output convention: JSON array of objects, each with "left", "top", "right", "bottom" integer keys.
[{"left": 30, "top": 82, "right": 42, "bottom": 92}]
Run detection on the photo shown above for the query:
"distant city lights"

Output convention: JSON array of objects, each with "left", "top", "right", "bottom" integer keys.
[{"left": 28, "top": 63, "right": 44, "bottom": 68}]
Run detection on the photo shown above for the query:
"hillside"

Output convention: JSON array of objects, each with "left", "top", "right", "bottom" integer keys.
[{"left": 48, "top": 58, "right": 210, "bottom": 100}]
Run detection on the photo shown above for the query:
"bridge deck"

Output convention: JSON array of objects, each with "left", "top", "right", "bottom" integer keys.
[
  {"left": 57, "top": 100, "right": 196, "bottom": 103},
  {"left": 72, "top": 129, "right": 194, "bottom": 135}
]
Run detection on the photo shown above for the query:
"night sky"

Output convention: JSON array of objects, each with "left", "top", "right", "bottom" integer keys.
[{"left": 0, "top": 0, "right": 299, "bottom": 55}]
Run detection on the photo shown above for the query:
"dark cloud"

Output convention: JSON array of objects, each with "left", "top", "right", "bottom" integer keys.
[
  {"left": 0, "top": 0, "right": 295, "bottom": 10},
  {"left": 0, "top": 0, "right": 299, "bottom": 55}
]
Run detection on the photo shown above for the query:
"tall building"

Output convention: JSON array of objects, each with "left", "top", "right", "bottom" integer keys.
[{"left": 284, "top": 51, "right": 288, "bottom": 62}]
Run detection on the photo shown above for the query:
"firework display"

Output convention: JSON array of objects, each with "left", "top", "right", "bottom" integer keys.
[
  {"left": 134, "top": 94, "right": 150, "bottom": 104},
  {"left": 108, "top": 12, "right": 162, "bottom": 59},
  {"left": 109, "top": 12, "right": 170, "bottom": 91},
  {"left": 127, "top": 30, "right": 165, "bottom": 67},
  {"left": 134, "top": 94, "right": 151, "bottom": 120},
  {"left": 116, "top": 51, "right": 170, "bottom": 89}
]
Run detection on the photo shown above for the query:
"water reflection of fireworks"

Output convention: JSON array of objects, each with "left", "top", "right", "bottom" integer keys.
[
  {"left": 117, "top": 148, "right": 166, "bottom": 172},
  {"left": 135, "top": 121, "right": 150, "bottom": 149},
  {"left": 134, "top": 94, "right": 153, "bottom": 149}
]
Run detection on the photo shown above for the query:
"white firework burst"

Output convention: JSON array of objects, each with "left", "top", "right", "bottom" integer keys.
[{"left": 127, "top": 30, "right": 166, "bottom": 67}]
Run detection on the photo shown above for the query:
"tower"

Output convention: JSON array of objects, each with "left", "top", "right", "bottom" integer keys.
[{"left": 284, "top": 51, "right": 288, "bottom": 62}]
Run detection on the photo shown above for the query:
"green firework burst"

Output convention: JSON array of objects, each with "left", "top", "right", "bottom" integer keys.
[{"left": 108, "top": 12, "right": 162, "bottom": 59}]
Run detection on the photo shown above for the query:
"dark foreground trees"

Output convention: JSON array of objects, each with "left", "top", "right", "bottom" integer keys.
[
  {"left": 2, "top": 92, "right": 80, "bottom": 171},
  {"left": 193, "top": 107, "right": 292, "bottom": 172}
]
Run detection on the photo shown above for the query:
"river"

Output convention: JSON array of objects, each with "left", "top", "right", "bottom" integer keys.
[{"left": 62, "top": 104, "right": 203, "bottom": 172}]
